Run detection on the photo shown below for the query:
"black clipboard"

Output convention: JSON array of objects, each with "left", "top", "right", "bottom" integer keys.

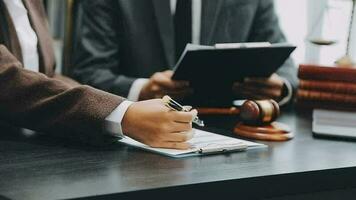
[
  {"left": 171, "top": 43, "right": 296, "bottom": 106},
  {"left": 172, "top": 43, "right": 296, "bottom": 82}
]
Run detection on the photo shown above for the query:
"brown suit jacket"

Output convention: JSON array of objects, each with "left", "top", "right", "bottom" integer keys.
[{"left": 0, "top": 0, "right": 124, "bottom": 144}]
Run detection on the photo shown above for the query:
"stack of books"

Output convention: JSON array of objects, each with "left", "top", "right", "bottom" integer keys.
[{"left": 297, "top": 64, "right": 356, "bottom": 111}]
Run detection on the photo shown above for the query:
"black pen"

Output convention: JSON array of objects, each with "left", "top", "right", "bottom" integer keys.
[{"left": 162, "top": 95, "right": 205, "bottom": 127}]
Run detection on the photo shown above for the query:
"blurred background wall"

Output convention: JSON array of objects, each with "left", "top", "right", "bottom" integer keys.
[{"left": 276, "top": 0, "right": 354, "bottom": 65}]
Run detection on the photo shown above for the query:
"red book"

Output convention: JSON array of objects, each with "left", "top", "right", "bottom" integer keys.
[
  {"left": 296, "top": 100, "right": 356, "bottom": 111},
  {"left": 299, "top": 79, "right": 356, "bottom": 95},
  {"left": 297, "top": 89, "right": 356, "bottom": 104},
  {"left": 298, "top": 64, "right": 356, "bottom": 83}
]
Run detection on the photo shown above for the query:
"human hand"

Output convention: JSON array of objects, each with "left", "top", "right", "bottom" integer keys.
[
  {"left": 232, "top": 73, "right": 285, "bottom": 101},
  {"left": 139, "top": 70, "right": 192, "bottom": 100},
  {"left": 121, "top": 99, "right": 197, "bottom": 149}
]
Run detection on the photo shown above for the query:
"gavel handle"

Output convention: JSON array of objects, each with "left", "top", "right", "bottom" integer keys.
[{"left": 196, "top": 107, "right": 241, "bottom": 115}]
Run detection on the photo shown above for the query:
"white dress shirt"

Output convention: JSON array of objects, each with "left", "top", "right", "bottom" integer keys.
[
  {"left": 3, "top": 0, "right": 39, "bottom": 72},
  {"left": 127, "top": 0, "right": 202, "bottom": 101},
  {"left": 4, "top": 0, "right": 129, "bottom": 137}
]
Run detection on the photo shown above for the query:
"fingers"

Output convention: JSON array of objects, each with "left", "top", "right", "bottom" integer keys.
[
  {"left": 234, "top": 84, "right": 282, "bottom": 99},
  {"left": 162, "top": 70, "right": 174, "bottom": 77},
  {"left": 243, "top": 74, "right": 284, "bottom": 89},
  {"left": 152, "top": 72, "right": 189, "bottom": 89},
  {"left": 235, "top": 89, "right": 281, "bottom": 100},
  {"left": 237, "top": 91, "right": 272, "bottom": 100},
  {"left": 171, "top": 109, "right": 197, "bottom": 123},
  {"left": 170, "top": 121, "right": 192, "bottom": 133},
  {"left": 241, "top": 79, "right": 283, "bottom": 89},
  {"left": 163, "top": 131, "right": 195, "bottom": 142},
  {"left": 183, "top": 105, "right": 193, "bottom": 111},
  {"left": 125, "top": 99, "right": 197, "bottom": 150},
  {"left": 151, "top": 123, "right": 195, "bottom": 150},
  {"left": 150, "top": 141, "right": 191, "bottom": 150},
  {"left": 233, "top": 74, "right": 284, "bottom": 100},
  {"left": 141, "top": 70, "right": 191, "bottom": 100}
]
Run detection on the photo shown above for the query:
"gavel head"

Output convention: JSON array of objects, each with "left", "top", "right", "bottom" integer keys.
[{"left": 239, "top": 99, "right": 280, "bottom": 125}]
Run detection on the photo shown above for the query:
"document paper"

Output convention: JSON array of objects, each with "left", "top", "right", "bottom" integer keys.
[{"left": 119, "top": 129, "right": 265, "bottom": 158}]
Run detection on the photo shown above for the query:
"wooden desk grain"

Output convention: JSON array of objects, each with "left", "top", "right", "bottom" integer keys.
[{"left": 1, "top": 112, "right": 356, "bottom": 200}]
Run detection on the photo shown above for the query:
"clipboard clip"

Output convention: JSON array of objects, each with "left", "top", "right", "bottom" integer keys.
[{"left": 195, "top": 143, "right": 247, "bottom": 154}]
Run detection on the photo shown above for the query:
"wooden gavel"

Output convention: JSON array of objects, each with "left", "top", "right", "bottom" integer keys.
[
  {"left": 197, "top": 99, "right": 280, "bottom": 125},
  {"left": 197, "top": 100, "right": 293, "bottom": 141}
]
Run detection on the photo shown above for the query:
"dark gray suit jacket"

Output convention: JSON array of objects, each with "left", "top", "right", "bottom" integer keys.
[{"left": 71, "top": 0, "right": 298, "bottom": 98}]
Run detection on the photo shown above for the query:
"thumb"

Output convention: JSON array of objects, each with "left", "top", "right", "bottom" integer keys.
[{"left": 162, "top": 70, "right": 174, "bottom": 78}]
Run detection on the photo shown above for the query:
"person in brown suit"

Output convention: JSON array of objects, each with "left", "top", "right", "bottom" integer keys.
[{"left": 0, "top": 0, "right": 196, "bottom": 149}]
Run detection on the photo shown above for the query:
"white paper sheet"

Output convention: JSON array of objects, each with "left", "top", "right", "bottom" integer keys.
[{"left": 119, "top": 129, "right": 265, "bottom": 157}]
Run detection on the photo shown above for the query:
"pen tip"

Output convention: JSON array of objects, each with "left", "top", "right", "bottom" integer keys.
[{"left": 196, "top": 120, "right": 205, "bottom": 127}]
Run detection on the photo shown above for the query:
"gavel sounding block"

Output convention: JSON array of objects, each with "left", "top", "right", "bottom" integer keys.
[{"left": 234, "top": 122, "right": 294, "bottom": 141}]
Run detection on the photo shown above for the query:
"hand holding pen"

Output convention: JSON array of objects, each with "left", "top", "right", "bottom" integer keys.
[
  {"left": 162, "top": 95, "right": 204, "bottom": 127},
  {"left": 121, "top": 99, "right": 197, "bottom": 150}
]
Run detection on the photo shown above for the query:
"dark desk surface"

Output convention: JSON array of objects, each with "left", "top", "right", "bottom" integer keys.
[{"left": 1, "top": 112, "right": 356, "bottom": 200}]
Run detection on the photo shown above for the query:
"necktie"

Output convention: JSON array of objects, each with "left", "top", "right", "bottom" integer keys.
[{"left": 174, "top": 0, "right": 192, "bottom": 61}]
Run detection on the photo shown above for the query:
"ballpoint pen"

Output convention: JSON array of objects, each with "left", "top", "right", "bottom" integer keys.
[{"left": 162, "top": 95, "right": 205, "bottom": 127}]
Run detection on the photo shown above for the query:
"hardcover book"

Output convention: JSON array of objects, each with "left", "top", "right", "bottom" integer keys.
[
  {"left": 298, "top": 64, "right": 356, "bottom": 83},
  {"left": 299, "top": 80, "right": 356, "bottom": 95},
  {"left": 297, "top": 89, "right": 356, "bottom": 104}
]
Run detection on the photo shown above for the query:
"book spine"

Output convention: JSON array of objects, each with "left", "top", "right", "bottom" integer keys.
[
  {"left": 298, "top": 64, "right": 356, "bottom": 83},
  {"left": 297, "top": 89, "right": 356, "bottom": 104},
  {"left": 299, "top": 80, "right": 356, "bottom": 95},
  {"left": 296, "top": 100, "right": 356, "bottom": 112}
]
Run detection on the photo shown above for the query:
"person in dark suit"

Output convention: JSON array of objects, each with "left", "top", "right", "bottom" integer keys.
[
  {"left": 71, "top": 0, "right": 297, "bottom": 106},
  {"left": 0, "top": 0, "right": 195, "bottom": 149}
]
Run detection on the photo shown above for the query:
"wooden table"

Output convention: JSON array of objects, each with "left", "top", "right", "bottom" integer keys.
[{"left": 1, "top": 112, "right": 356, "bottom": 200}]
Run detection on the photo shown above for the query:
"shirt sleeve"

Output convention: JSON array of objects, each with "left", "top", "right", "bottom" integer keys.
[
  {"left": 104, "top": 100, "right": 134, "bottom": 137},
  {"left": 127, "top": 78, "right": 149, "bottom": 101},
  {"left": 278, "top": 78, "right": 293, "bottom": 106}
]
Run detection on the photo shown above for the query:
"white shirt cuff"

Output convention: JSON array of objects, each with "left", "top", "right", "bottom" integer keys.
[
  {"left": 127, "top": 78, "right": 149, "bottom": 101},
  {"left": 278, "top": 78, "right": 293, "bottom": 106},
  {"left": 104, "top": 100, "right": 134, "bottom": 137}
]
